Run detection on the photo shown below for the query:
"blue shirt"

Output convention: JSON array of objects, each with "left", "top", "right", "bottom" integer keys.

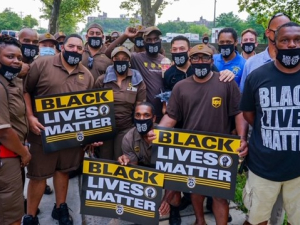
[
  {"left": 213, "top": 51, "right": 246, "bottom": 87},
  {"left": 239, "top": 47, "right": 272, "bottom": 92}
]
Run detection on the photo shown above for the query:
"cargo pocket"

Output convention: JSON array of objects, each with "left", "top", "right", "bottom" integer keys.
[
  {"left": 243, "top": 181, "right": 253, "bottom": 210},
  {"left": 125, "top": 90, "right": 137, "bottom": 104}
]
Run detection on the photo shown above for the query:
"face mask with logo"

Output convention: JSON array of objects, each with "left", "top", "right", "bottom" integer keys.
[
  {"left": 203, "top": 37, "right": 209, "bottom": 44},
  {"left": 21, "top": 44, "right": 39, "bottom": 60},
  {"left": 242, "top": 43, "right": 255, "bottom": 54},
  {"left": 144, "top": 41, "right": 161, "bottom": 55},
  {"left": 56, "top": 42, "right": 64, "bottom": 52},
  {"left": 134, "top": 118, "right": 153, "bottom": 135},
  {"left": 172, "top": 52, "right": 189, "bottom": 67},
  {"left": 0, "top": 63, "right": 22, "bottom": 81},
  {"left": 134, "top": 37, "right": 144, "bottom": 48},
  {"left": 62, "top": 50, "right": 82, "bottom": 66},
  {"left": 218, "top": 44, "right": 235, "bottom": 58},
  {"left": 192, "top": 63, "right": 211, "bottom": 79},
  {"left": 113, "top": 61, "right": 129, "bottom": 75},
  {"left": 276, "top": 48, "right": 300, "bottom": 69},
  {"left": 40, "top": 47, "right": 56, "bottom": 56},
  {"left": 88, "top": 37, "right": 102, "bottom": 48}
]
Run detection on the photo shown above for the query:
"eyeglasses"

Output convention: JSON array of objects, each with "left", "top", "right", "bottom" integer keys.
[
  {"left": 88, "top": 56, "right": 94, "bottom": 69},
  {"left": 268, "top": 12, "right": 291, "bottom": 28},
  {"left": 190, "top": 55, "right": 211, "bottom": 63}
]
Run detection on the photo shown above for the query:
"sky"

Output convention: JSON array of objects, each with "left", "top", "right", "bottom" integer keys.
[{"left": 0, "top": 0, "right": 249, "bottom": 31}]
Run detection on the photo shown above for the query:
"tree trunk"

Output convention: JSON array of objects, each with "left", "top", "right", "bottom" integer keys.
[
  {"left": 48, "top": 0, "right": 61, "bottom": 34},
  {"left": 139, "top": 0, "right": 163, "bottom": 26}
]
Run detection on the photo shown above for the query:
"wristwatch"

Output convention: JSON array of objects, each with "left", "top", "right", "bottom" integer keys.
[{"left": 24, "top": 142, "right": 31, "bottom": 150}]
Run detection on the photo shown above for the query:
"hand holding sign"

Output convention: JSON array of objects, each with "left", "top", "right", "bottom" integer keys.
[
  {"left": 118, "top": 155, "right": 130, "bottom": 166},
  {"left": 28, "top": 115, "right": 45, "bottom": 135},
  {"left": 237, "top": 139, "right": 248, "bottom": 157}
]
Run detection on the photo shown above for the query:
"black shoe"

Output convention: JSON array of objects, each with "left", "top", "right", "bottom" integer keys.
[
  {"left": 206, "top": 196, "right": 213, "bottom": 212},
  {"left": 24, "top": 199, "right": 40, "bottom": 215},
  {"left": 44, "top": 184, "right": 53, "bottom": 195},
  {"left": 228, "top": 213, "right": 232, "bottom": 222},
  {"left": 21, "top": 215, "right": 39, "bottom": 225},
  {"left": 52, "top": 203, "right": 73, "bottom": 225},
  {"left": 178, "top": 196, "right": 191, "bottom": 211},
  {"left": 169, "top": 206, "right": 181, "bottom": 225}
]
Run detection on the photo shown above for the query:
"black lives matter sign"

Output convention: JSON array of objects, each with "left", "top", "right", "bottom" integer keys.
[
  {"left": 151, "top": 127, "right": 240, "bottom": 200},
  {"left": 34, "top": 88, "right": 116, "bottom": 153},
  {"left": 81, "top": 158, "right": 164, "bottom": 224}
]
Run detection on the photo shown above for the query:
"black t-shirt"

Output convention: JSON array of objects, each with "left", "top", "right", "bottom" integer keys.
[{"left": 240, "top": 62, "right": 300, "bottom": 181}]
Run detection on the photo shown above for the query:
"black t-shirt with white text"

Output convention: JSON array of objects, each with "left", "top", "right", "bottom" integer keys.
[{"left": 240, "top": 61, "right": 300, "bottom": 181}]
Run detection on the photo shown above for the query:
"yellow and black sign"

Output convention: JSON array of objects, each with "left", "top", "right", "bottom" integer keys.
[
  {"left": 34, "top": 88, "right": 116, "bottom": 153},
  {"left": 81, "top": 158, "right": 164, "bottom": 224},
  {"left": 151, "top": 127, "right": 240, "bottom": 200}
]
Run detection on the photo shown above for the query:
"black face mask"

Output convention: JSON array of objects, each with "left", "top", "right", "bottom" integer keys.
[
  {"left": 62, "top": 50, "right": 82, "bottom": 66},
  {"left": 276, "top": 48, "right": 300, "bottom": 69},
  {"left": 56, "top": 42, "right": 64, "bottom": 52},
  {"left": 134, "top": 118, "right": 153, "bottom": 135},
  {"left": 0, "top": 63, "right": 22, "bottom": 80},
  {"left": 172, "top": 52, "right": 189, "bottom": 67},
  {"left": 242, "top": 43, "right": 256, "bottom": 54},
  {"left": 88, "top": 37, "right": 102, "bottom": 48},
  {"left": 113, "top": 61, "right": 129, "bottom": 75},
  {"left": 134, "top": 37, "right": 144, "bottom": 48},
  {"left": 144, "top": 41, "right": 161, "bottom": 55},
  {"left": 203, "top": 38, "right": 209, "bottom": 44},
  {"left": 218, "top": 44, "right": 235, "bottom": 58},
  {"left": 21, "top": 44, "right": 39, "bottom": 60},
  {"left": 192, "top": 63, "right": 211, "bottom": 79}
]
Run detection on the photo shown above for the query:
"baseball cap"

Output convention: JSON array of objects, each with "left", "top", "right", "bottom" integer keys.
[
  {"left": 189, "top": 44, "right": 213, "bottom": 57},
  {"left": 87, "top": 23, "right": 103, "bottom": 33},
  {"left": 39, "top": 33, "right": 58, "bottom": 44},
  {"left": 54, "top": 32, "right": 66, "bottom": 40},
  {"left": 143, "top": 26, "right": 162, "bottom": 37},
  {"left": 111, "top": 46, "right": 131, "bottom": 58}
]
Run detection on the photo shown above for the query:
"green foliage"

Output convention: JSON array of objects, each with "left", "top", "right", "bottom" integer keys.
[
  {"left": 83, "top": 18, "right": 131, "bottom": 34},
  {"left": 40, "top": 0, "right": 100, "bottom": 33},
  {"left": 22, "top": 15, "right": 39, "bottom": 28},
  {"left": 0, "top": 8, "right": 23, "bottom": 31},
  {"left": 36, "top": 27, "right": 48, "bottom": 34},
  {"left": 238, "top": 0, "right": 300, "bottom": 27},
  {"left": 157, "top": 21, "right": 210, "bottom": 37},
  {"left": 234, "top": 172, "right": 248, "bottom": 213}
]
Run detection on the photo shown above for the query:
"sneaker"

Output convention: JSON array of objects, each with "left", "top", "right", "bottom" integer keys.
[
  {"left": 169, "top": 206, "right": 181, "bottom": 225},
  {"left": 21, "top": 215, "right": 39, "bottom": 225},
  {"left": 44, "top": 184, "right": 53, "bottom": 195},
  {"left": 24, "top": 199, "right": 40, "bottom": 215},
  {"left": 51, "top": 203, "right": 73, "bottom": 225}
]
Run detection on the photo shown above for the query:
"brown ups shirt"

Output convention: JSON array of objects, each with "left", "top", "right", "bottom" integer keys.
[
  {"left": 24, "top": 54, "right": 94, "bottom": 143},
  {"left": 94, "top": 66, "right": 146, "bottom": 131},
  {"left": 82, "top": 44, "right": 112, "bottom": 81},
  {"left": 130, "top": 52, "right": 164, "bottom": 122},
  {"left": 122, "top": 127, "right": 152, "bottom": 166},
  {"left": 0, "top": 76, "right": 28, "bottom": 143},
  {"left": 167, "top": 72, "right": 241, "bottom": 134}
]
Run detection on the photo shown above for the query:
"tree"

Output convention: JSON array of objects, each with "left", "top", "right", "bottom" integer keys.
[
  {"left": 189, "top": 24, "right": 210, "bottom": 37},
  {"left": 22, "top": 15, "right": 39, "bottom": 28},
  {"left": 215, "top": 12, "right": 247, "bottom": 34},
  {"left": 82, "top": 18, "right": 131, "bottom": 33},
  {"left": 244, "top": 14, "right": 266, "bottom": 42},
  {"left": 238, "top": 0, "right": 300, "bottom": 27},
  {"left": 40, "top": 0, "right": 100, "bottom": 34},
  {"left": 120, "top": 0, "right": 178, "bottom": 27},
  {"left": 157, "top": 21, "right": 189, "bottom": 35},
  {"left": 0, "top": 8, "right": 23, "bottom": 31}
]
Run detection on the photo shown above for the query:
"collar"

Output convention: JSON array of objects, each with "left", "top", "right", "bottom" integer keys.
[
  {"left": 262, "top": 47, "right": 272, "bottom": 63},
  {"left": 216, "top": 50, "right": 240, "bottom": 63},
  {"left": 53, "top": 53, "right": 85, "bottom": 75}
]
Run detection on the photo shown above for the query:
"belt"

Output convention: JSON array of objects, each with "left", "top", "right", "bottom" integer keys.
[{"left": 0, "top": 144, "right": 18, "bottom": 158}]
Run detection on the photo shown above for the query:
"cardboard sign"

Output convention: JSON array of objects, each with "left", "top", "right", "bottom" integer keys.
[
  {"left": 34, "top": 88, "right": 116, "bottom": 153},
  {"left": 81, "top": 158, "right": 164, "bottom": 224},
  {"left": 151, "top": 127, "right": 241, "bottom": 200}
]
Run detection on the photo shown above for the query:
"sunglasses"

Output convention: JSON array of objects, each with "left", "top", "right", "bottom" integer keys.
[
  {"left": 268, "top": 12, "right": 291, "bottom": 28},
  {"left": 88, "top": 56, "right": 94, "bottom": 69}
]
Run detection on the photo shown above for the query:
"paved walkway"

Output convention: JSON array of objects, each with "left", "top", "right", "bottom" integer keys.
[{"left": 24, "top": 176, "right": 246, "bottom": 225}]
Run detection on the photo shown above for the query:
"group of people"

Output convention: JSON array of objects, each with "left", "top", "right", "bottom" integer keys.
[{"left": 0, "top": 11, "right": 299, "bottom": 225}]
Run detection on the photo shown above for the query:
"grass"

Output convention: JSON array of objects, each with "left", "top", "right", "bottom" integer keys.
[{"left": 234, "top": 171, "right": 288, "bottom": 225}]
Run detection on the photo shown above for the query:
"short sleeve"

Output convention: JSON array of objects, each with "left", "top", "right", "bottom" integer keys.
[
  {"left": 0, "top": 86, "right": 11, "bottom": 130},
  {"left": 228, "top": 81, "right": 241, "bottom": 116},
  {"left": 136, "top": 81, "right": 146, "bottom": 102},
  {"left": 122, "top": 132, "right": 138, "bottom": 164},
  {"left": 94, "top": 75, "right": 105, "bottom": 89},
  {"left": 23, "top": 60, "right": 40, "bottom": 94},
  {"left": 166, "top": 84, "right": 182, "bottom": 121}
]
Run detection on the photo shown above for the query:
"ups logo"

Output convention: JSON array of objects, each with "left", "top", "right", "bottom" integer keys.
[
  {"left": 212, "top": 97, "right": 222, "bottom": 108},
  {"left": 198, "top": 44, "right": 204, "bottom": 50}
]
